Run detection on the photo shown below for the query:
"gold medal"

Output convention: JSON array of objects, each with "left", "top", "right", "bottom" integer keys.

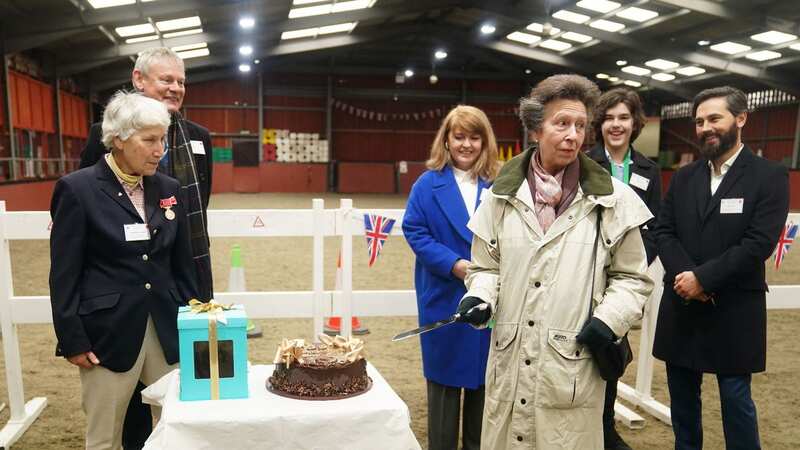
[{"left": 165, "top": 207, "right": 175, "bottom": 220}]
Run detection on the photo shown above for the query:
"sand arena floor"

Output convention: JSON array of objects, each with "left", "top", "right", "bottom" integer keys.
[{"left": 2, "top": 192, "right": 799, "bottom": 449}]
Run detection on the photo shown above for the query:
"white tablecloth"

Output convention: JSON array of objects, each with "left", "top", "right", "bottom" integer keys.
[{"left": 142, "top": 363, "right": 421, "bottom": 450}]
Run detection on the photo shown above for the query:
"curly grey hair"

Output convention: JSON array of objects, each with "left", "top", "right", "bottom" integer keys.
[
  {"left": 101, "top": 91, "right": 171, "bottom": 150},
  {"left": 519, "top": 74, "right": 601, "bottom": 133}
]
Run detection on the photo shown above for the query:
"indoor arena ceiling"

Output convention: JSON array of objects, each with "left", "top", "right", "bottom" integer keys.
[{"left": 1, "top": 0, "right": 799, "bottom": 103}]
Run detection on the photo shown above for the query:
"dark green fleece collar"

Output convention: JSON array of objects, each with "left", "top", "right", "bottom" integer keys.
[{"left": 491, "top": 146, "right": 613, "bottom": 196}]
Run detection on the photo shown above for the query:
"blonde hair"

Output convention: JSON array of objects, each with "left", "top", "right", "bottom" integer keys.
[{"left": 426, "top": 105, "right": 500, "bottom": 181}]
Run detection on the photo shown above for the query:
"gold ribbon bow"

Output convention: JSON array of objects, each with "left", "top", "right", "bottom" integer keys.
[{"left": 188, "top": 299, "right": 234, "bottom": 400}]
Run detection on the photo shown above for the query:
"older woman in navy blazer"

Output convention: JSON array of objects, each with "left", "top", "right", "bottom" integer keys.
[{"left": 403, "top": 105, "right": 500, "bottom": 450}]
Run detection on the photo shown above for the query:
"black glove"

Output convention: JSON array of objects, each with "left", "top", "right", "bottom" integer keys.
[
  {"left": 576, "top": 317, "right": 615, "bottom": 350},
  {"left": 456, "top": 296, "right": 491, "bottom": 326}
]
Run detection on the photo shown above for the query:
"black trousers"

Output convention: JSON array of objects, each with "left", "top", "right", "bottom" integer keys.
[
  {"left": 426, "top": 379, "right": 484, "bottom": 450},
  {"left": 122, "top": 381, "right": 152, "bottom": 450},
  {"left": 604, "top": 377, "right": 618, "bottom": 428}
]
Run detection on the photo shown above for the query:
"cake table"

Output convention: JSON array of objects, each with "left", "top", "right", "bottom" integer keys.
[{"left": 142, "top": 363, "right": 421, "bottom": 450}]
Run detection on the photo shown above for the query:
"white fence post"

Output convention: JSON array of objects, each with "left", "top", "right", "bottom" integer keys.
[
  {"left": 312, "top": 199, "right": 324, "bottom": 340},
  {"left": 340, "top": 199, "right": 353, "bottom": 338},
  {"left": 0, "top": 201, "right": 47, "bottom": 447}
]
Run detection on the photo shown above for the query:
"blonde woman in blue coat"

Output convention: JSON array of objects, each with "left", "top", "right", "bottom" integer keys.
[{"left": 403, "top": 105, "right": 500, "bottom": 450}]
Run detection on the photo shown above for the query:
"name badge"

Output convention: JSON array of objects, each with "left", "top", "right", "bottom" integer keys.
[
  {"left": 190, "top": 140, "right": 206, "bottom": 155},
  {"left": 720, "top": 198, "right": 744, "bottom": 214},
  {"left": 124, "top": 223, "right": 150, "bottom": 241},
  {"left": 629, "top": 173, "right": 650, "bottom": 191}
]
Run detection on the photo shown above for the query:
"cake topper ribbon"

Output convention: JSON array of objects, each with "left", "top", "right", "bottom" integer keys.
[
  {"left": 318, "top": 334, "right": 366, "bottom": 362},
  {"left": 274, "top": 338, "right": 306, "bottom": 367},
  {"left": 188, "top": 299, "right": 234, "bottom": 400}
]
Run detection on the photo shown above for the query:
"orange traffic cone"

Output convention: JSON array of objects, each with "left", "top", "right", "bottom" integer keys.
[{"left": 324, "top": 251, "right": 369, "bottom": 336}]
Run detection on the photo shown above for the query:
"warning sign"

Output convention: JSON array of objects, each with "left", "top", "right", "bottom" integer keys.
[{"left": 252, "top": 216, "right": 265, "bottom": 228}]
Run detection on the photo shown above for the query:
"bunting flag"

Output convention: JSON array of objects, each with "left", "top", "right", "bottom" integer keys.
[
  {"left": 363, "top": 214, "right": 395, "bottom": 267},
  {"left": 330, "top": 98, "right": 519, "bottom": 122},
  {"left": 774, "top": 221, "right": 798, "bottom": 270}
]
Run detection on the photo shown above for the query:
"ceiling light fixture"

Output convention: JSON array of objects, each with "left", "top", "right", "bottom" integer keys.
[
  {"left": 526, "top": 23, "right": 560, "bottom": 35},
  {"left": 239, "top": 45, "right": 253, "bottom": 56},
  {"left": 590, "top": 19, "right": 625, "bottom": 32},
  {"left": 404, "top": 69, "right": 414, "bottom": 77},
  {"left": 239, "top": 17, "right": 255, "bottom": 29},
  {"left": 434, "top": 50, "right": 448, "bottom": 60},
  {"left": 651, "top": 73, "right": 676, "bottom": 81},
  {"left": 616, "top": 59, "right": 627, "bottom": 66},
  {"left": 162, "top": 29, "right": 203, "bottom": 38},
  {"left": 507, "top": 32, "right": 541, "bottom": 45},
  {"left": 675, "top": 66, "right": 706, "bottom": 76},
  {"left": 745, "top": 50, "right": 782, "bottom": 61},
  {"left": 697, "top": 40, "right": 710, "bottom": 46},
  {"left": 175, "top": 48, "right": 209, "bottom": 60},
  {"left": 480, "top": 24, "right": 496, "bottom": 35},
  {"left": 156, "top": 16, "right": 202, "bottom": 32},
  {"left": 576, "top": 0, "right": 620, "bottom": 14},
  {"left": 645, "top": 58, "right": 679, "bottom": 70},
  {"left": 561, "top": 32, "right": 592, "bottom": 43},
  {"left": 709, "top": 41, "right": 751, "bottom": 55},
  {"left": 539, "top": 39, "right": 572, "bottom": 51},
  {"left": 615, "top": 7, "right": 658, "bottom": 22},
  {"left": 239, "top": 63, "right": 251, "bottom": 73},
  {"left": 552, "top": 10, "right": 590, "bottom": 24},
  {"left": 624, "top": 80, "right": 642, "bottom": 87},
  {"left": 115, "top": 23, "right": 155, "bottom": 37},
  {"left": 596, "top": 73, "right": 609, "bottom": 79},
  {"left": 621, "top": 65, "right": 651, "bottom": 76},
  {"left": 750, "top": 30, "right": 797, "bottom": 45}
]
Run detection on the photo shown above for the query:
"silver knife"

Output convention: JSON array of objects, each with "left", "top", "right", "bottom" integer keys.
[{"left": 391, "top": 303, "right": 489, "bottom": 342}]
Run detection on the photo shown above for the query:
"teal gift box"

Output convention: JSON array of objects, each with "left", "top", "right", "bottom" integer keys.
[{"left": 177, "top": 304, "right": 249, "bottom": 401}]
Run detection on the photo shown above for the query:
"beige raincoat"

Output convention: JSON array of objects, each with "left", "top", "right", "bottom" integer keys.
[{"left": 464, "top": 148, "right": 654, "bottom": 449}]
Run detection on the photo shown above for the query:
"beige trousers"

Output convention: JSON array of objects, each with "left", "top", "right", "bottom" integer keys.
[{"left": 79, "top": 316, "right": 176, "bottom": 450}]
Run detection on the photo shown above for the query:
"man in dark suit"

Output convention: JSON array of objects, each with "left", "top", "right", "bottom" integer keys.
[
  {"left": 653, "top": 86, "right": 789, "bottom": 450},
  {"left": 588, "top": 88, "right": 661, "bottom": 450},
  {"left": 79, "top": 47, "right": 213, "bottom": 450}
]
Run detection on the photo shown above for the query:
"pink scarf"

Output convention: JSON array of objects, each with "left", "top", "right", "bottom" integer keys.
[{"left": 532, "top": 152, "right": 564, "bottom": 233}]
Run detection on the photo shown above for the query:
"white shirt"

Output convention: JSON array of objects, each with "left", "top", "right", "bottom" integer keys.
[
  {"left": 452, "top": 166, "right": 479, "bottom": 217},
  {"left": 708, "top": 144, "right": 743, "bottom": 195}
]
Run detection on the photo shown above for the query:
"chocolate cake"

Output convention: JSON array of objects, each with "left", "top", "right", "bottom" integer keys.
[{"left": 267, "top": 335, "right": 372, "bottom": 400}]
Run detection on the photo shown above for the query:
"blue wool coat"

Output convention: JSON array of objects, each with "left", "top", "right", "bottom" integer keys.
[{"left": 402, "top": 165, "right": 491, "bottom": 389}]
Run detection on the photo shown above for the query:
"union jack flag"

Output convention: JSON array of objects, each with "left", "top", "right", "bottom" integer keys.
[
  {"left": 364, "top": 214, "right": 395, "bottom": 267},
  {"left": 774, "top": 222, "right": 798, "bottom": 270}
]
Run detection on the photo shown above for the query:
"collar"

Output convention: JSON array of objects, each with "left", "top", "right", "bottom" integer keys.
[
  {"left": 451, "top": 166, "right": 475, "bottom": 184},
  {"left": 492, "top": 145, "right": 612, "bottom": 197},
  {"left": 707, "top": 143, "right": 744, "bottom": 176},
  {"left": 105, "top": 153, "right": 143, "bottom": 190},
  {"left": 604, "top": 146, "right": 631, "bottom": 166}
]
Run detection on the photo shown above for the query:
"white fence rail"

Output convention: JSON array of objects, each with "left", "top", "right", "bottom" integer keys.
[{"left": 0, "top": 203, "right": 797, "bottom": 447}]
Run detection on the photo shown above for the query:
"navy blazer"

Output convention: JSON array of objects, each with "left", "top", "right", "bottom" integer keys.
[
  {"left": 652, "top": 146, "right": 789, "bottom": 374},
  {"left": 49, "top": 159, "right": 198, "bottom": 372},
  {"left": 587, "top": 143, "right": 661, "bottom": 264},
  {"left": 402, "top": 165, "right": 491, "bottom": 389}
]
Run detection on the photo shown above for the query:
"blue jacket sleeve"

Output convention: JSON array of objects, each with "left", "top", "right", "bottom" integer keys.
[{"left": 402, "top": 178, "right": 461, "bottom": 278}]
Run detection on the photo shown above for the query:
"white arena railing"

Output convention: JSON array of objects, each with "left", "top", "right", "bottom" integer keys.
[{"left": 0, "top": 200, "right": 797, "bottom": 447}]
